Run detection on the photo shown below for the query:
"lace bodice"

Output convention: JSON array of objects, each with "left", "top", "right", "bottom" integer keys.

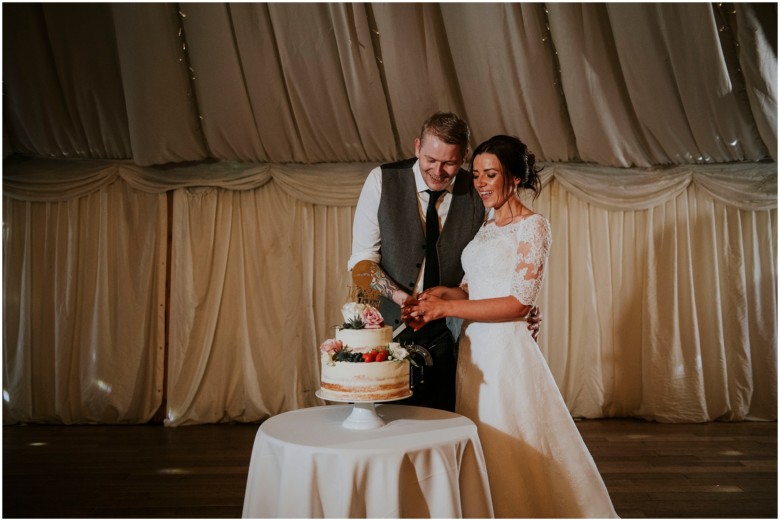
[{"left": 460, "top": 213, "right": 551, "bottom": 306}]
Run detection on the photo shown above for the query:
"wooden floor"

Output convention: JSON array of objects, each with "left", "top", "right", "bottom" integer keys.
[{"left": 3, "top": 417, "right": 776, "bottom": 518}]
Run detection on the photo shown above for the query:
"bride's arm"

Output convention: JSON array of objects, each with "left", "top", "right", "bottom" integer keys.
[
  {"left": 409, "top": 293, "right": 531, "bottom": 326},
  {"left": 419, "top": 285, "right": 469, "bottom": 301}
]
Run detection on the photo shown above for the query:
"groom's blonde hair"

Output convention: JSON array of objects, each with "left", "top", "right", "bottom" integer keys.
[{"left": 419, "top": 112, "right": 471, "bottom": 156}]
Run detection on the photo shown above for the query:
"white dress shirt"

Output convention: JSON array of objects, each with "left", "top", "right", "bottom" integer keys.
[{"left": 348, "top": 160, "right": 456, "bottom": 296}]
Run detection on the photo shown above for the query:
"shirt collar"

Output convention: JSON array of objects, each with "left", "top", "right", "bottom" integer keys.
[{"left": 413, "top": 159, "right": 456, "bottom": 194}]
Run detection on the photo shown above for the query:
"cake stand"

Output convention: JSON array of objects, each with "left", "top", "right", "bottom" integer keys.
[{"left": 315, "top": 390, "right": 412, "bottom": 430}]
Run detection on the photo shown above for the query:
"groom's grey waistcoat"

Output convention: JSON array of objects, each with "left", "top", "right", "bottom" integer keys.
[{"left": 377, "top": 158, "right": 484, "bottom": 329}]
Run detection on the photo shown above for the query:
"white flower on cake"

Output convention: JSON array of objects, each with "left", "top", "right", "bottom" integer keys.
[
  {"left": 341, "top": 302, "right": 367, "bottom": 323},
  {"left": 388, "top": 342, "right": 409, "bottom": 361}
]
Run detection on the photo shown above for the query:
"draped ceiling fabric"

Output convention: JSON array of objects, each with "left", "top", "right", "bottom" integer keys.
[{"left": 2, "top": 3, "right": 777, "bottom": 425}]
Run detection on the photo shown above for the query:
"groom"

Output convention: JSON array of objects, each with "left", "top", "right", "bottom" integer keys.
[{"left": 348, "top": 112, "right": 541, "bottom": 411}]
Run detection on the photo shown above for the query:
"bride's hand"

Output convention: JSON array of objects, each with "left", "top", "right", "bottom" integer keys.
[{"left": 527, "top": 305, "right": 542, "bottom": 341}]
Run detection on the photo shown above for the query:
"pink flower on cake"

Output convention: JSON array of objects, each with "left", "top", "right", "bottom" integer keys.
[
  {"left": 320, "top": 338, "right": 343, "bottom": 356},
  {"left": 360, "top": 306, "right": 384, "bottom": 329}
]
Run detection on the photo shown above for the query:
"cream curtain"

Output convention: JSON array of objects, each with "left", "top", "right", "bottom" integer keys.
[
  {"left": 3, "top": 160, "right": 775, "bottom": 424},
  {"left": 3, "top": 176, "right": 167, "bottom": 424},
  {"left": 532, "top": 168, "right": 777, "bottom": 422},
  {"left": 165, "top": 183, "right": 354, "bottom": 425}
]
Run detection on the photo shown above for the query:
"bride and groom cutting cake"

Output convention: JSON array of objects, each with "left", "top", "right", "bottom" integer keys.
[{"left": 343, "top": 112, "right": 617, "bottom": 518}]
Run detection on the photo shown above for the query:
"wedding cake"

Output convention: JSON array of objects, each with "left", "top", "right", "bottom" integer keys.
[{"left": 318, "top": 303, "right": 412, "bottom": 402}]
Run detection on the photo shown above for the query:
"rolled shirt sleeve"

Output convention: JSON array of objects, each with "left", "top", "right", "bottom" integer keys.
[{"left": 348, "top": 166, "right": 383, "bottom": 271}]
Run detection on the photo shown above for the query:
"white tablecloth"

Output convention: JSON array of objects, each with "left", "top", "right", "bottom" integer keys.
[{"left": 242, "top": 404, "right": 494, "bottom": 518}]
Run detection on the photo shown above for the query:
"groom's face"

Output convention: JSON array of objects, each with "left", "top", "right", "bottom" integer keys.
[{"left": 414, "top": 134, "right": 465, "bottom": 191}]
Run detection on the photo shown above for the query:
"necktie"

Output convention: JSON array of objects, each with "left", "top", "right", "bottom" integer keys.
[{"left": 424, "top": 190, "right": 444, "bottom": 289}]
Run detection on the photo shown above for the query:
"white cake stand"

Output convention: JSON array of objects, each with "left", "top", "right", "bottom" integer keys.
[{"left": 315, "top": 390, "right": 412, "bottom": 430}]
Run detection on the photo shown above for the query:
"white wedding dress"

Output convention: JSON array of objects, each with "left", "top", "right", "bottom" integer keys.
[{"left": 456, "top": 214, "right": 618, "bottom": 518}]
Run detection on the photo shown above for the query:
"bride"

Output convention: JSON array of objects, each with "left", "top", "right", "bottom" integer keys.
[{"left": 403, "top": 135, "right": 618, "bottom": 518}]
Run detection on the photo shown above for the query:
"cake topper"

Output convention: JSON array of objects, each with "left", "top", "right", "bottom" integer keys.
[{"left": 348, "top": 261, "right": 381, "bottom": 308}]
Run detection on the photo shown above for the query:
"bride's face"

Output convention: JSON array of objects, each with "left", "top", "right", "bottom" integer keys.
[{"left": 472, "top": 153, "right": 518, "bottom": 209}]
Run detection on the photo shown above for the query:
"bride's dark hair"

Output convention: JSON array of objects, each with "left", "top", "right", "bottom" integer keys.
[{"left": 470, "top": 135, "right": 542, "bottom": 200}]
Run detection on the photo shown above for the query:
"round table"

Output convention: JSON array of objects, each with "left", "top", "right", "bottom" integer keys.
[{"left": 241, "top": 404, "right": 494, "bottom": 518}]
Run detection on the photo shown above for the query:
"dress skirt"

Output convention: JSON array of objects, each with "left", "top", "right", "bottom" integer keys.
[{"left": 456, "top": 319, "right": 618, "bottom": 518}]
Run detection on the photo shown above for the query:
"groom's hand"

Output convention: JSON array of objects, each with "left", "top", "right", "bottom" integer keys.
[{"left": 401, "top": 295, "right": 426, "bottom": 331}]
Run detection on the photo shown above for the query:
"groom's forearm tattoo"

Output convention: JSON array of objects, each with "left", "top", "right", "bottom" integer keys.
[{"left": 370, "top": 266, "right": 403, "bottom": 299}]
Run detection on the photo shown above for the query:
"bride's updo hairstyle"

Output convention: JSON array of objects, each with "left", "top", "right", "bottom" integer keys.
[{"left": 470, "top": 135, "right": 542, "bottom": 200}]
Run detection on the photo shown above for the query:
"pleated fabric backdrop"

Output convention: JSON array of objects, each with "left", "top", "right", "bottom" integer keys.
[{"left": 3, "top": 160, "right": 775, "bottom": 425}]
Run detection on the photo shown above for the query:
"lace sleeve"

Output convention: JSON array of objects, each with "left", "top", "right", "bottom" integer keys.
[{"left": 510, "top": 215, "right": 551, "bottom": 306}]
